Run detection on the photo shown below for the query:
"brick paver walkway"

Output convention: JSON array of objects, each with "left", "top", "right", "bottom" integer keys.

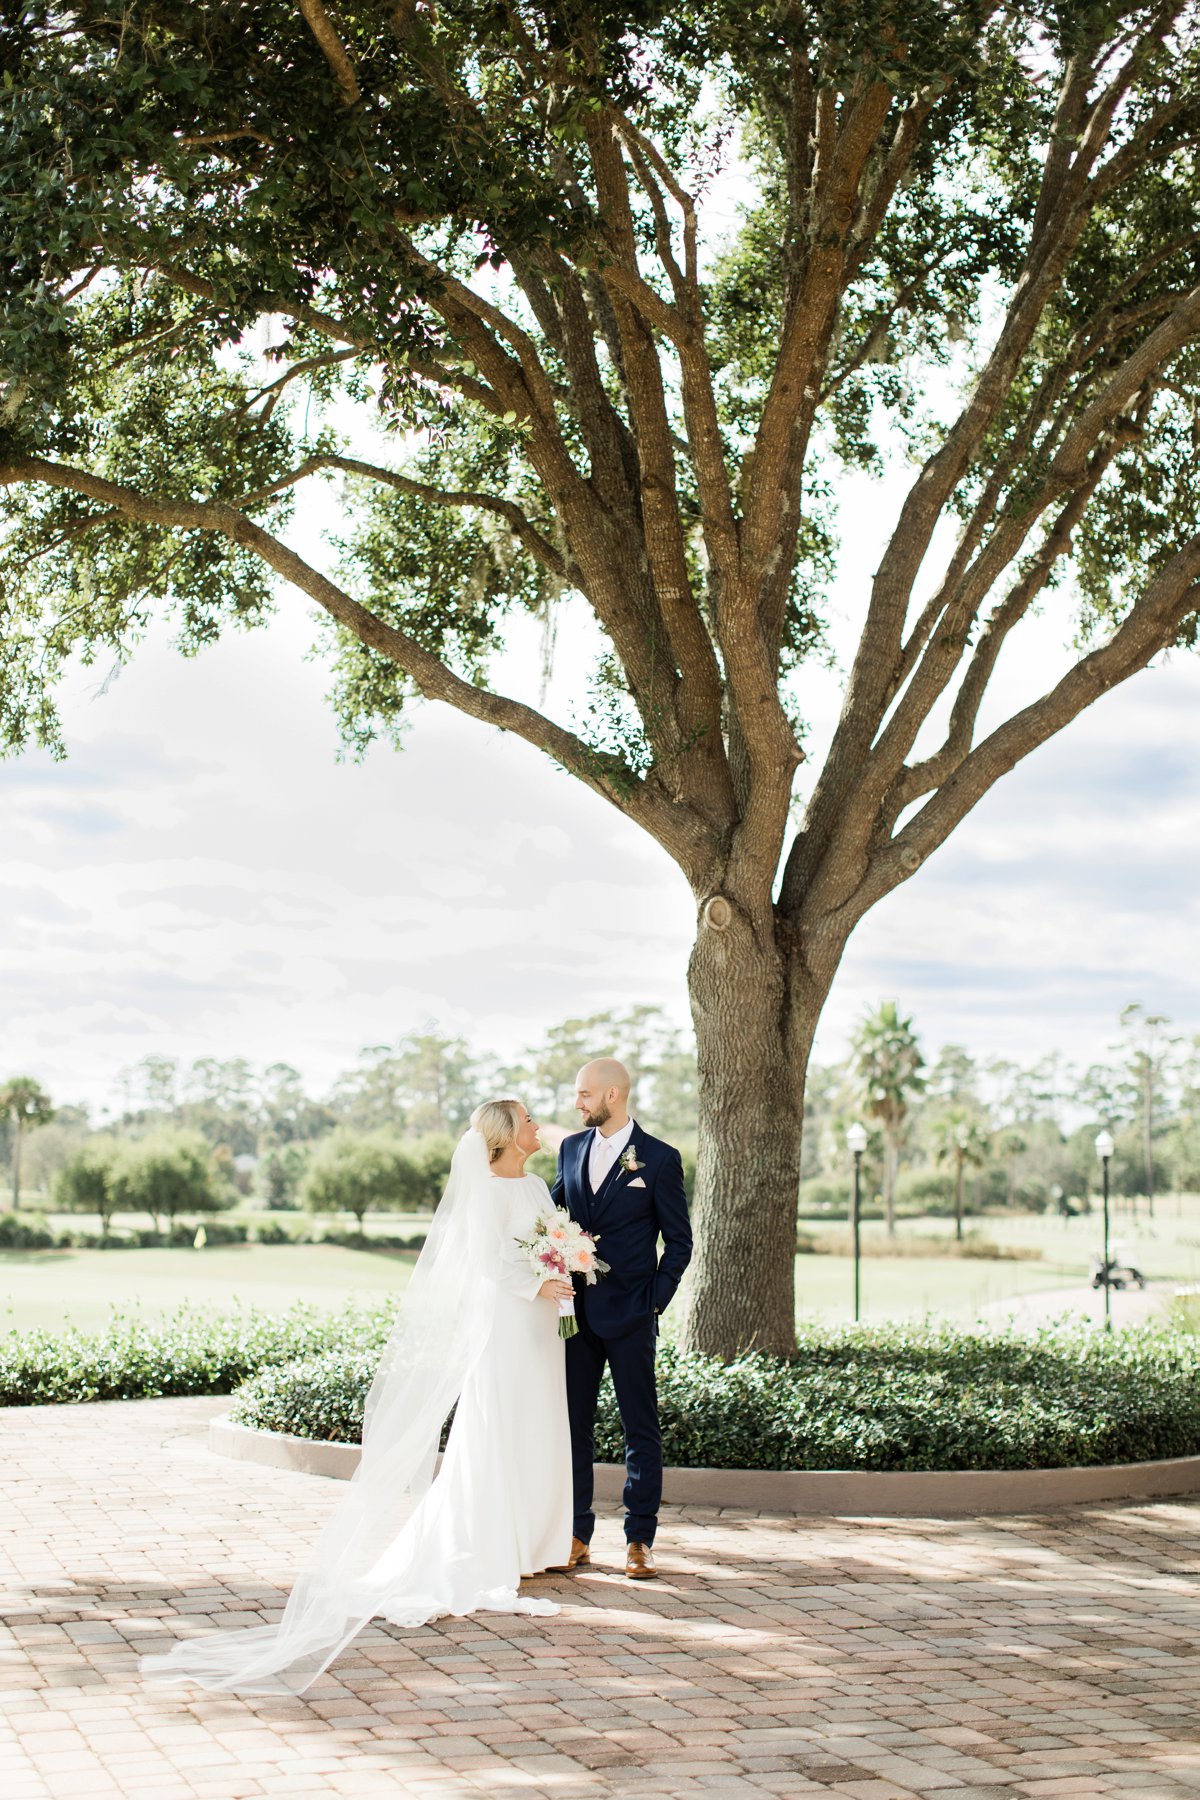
[{"left": 2, "top": 1398, "right": 1199, "bottom": 1800}]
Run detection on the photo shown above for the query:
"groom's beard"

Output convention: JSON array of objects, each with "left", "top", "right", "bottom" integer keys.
[{"left": 581, "top": 1102, "right": 611, "bottom": 1129}]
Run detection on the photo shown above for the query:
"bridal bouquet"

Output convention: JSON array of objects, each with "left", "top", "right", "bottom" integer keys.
[{"left": 517, "top": 1206, "right": 610, "bottom": 1338}]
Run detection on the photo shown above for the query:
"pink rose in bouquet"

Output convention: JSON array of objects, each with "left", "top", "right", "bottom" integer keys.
[{"left": 517, "top": 1205, "right": 610, "bottom": 1338}]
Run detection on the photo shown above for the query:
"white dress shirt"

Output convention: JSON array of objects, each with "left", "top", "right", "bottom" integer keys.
[{"left": 587, "top": 1117, "right": 635, "bottom": 1192}]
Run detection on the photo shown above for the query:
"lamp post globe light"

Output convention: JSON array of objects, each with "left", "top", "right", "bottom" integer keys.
[
  {"left": 846, "top": 1123, "right": 868, "bottom": 1324},
  {"left": 1095, "top": 1129, "right": 1115, "bottom": 1332}
]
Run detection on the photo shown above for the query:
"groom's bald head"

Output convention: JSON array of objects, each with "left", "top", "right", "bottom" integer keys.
[
  {"left": 579, "top": 1057, "right": 631, "bottom": 1098},
  {"left": 575, "top": 1058, "right": 632, "bottom": 1129}
]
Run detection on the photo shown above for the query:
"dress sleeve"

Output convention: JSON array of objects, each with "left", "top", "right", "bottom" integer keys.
[{"left": 489, "top": 1185, "right": 548, "bottom": 1302}]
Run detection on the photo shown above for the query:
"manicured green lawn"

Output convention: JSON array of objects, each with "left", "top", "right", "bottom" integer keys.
[
  {"left": 0, "top": 1243, "right": 416, "bottom": 1333},
  {"left": 2, "top": 1239, "right": 1072, "bottom": 1335},
  {"left": 7, "top": 1194, "right": 1197, "bottom": 1335},
  {"left": 939, "top": 1203, "right": 1200, "bottom": 1283},
  {"left": 790, "top": 1250, "right": 1081, "bottom": 1325}
]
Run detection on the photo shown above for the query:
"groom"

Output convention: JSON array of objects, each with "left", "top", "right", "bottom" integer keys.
[{"left": 551, "top": 1057, "right": 692, "bottom": 1580}]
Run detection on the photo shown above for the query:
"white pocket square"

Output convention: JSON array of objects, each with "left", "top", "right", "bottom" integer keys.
[{"left": 628, "top": 1176, "right": 647, "bottom": 1188}]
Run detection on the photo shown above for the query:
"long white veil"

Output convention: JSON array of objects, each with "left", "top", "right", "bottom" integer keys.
[{"left": 142, "top": 1128, "right": 504, "bottom": 1695}]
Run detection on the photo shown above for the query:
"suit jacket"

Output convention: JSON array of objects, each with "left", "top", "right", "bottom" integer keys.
[{"left": 551, "top": 1121, "right": 692, "bottom": 1337}]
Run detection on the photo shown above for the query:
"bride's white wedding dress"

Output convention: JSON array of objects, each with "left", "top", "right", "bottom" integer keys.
[
  {"left": 142, "top": 1135, "right": 572, "bottom": 1695},
  {"left": 377, "top": 1172, "right": 572, "bottom": 1624}
]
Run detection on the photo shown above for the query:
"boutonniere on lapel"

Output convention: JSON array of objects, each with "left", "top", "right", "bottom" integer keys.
[{"left": 619, "top": 1145, "right": 644, "bottom": 1176}]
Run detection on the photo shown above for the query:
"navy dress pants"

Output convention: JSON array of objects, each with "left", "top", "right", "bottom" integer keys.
[{"left": 565, "top": 1312, "right": 661, "bottom": 1546}]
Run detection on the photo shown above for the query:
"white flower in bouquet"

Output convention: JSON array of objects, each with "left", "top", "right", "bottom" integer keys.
[{"left": 517, "top": 1205, "right": 610, "bottom": 1338}]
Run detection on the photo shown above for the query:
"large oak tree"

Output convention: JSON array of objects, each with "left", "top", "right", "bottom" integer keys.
[{"left": 3, "top": 1, "right": 1199, "bottom": 1354}]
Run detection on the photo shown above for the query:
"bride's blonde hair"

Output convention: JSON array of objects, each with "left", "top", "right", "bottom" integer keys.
[{"left": 470, "top": 1098, "right": 524, "bottom": 1164}]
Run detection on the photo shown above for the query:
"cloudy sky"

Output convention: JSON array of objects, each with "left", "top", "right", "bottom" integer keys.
[{"left": 4, "top": 452, "right": 1199, "bottom": 1118}]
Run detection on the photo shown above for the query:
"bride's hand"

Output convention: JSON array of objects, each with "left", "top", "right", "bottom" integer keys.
[
  {"left": 539, "top": 1277, "right": 574, "bottom": 1302},
  {"left": 535, "top": 1123, "right": 568, "bottom": 1154}
]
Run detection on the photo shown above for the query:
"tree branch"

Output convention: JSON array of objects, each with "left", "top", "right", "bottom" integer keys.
[
  {"left": 231, "top": 348, "right": 358, "bottom": 423},
  {"left": 0, "top": 454, "right": 714, "bottom": 880},
  {"left": 842, "top": 85, "right": 944, "bottom": 287},
  {"left": 160, "top": 231, "right": 697, "bottom": 772},
  {"left": 238, "top": 451, "right": 572, "bottom": 580},
  {"left": 795, "top": 36, "right": 1185, "bottom": 895},
  {"left": 584, "top": 116, "right": 797, "bottom": 863},
  {"left": 401, "top": 245, "right": 565, "bottom": 432},
  {"left": 857, "top": 531, "right": 1200, "bottom": 917},
  {"left": 145, "top": 251, "right": 543, "bottom": 423},
  {"left": 583, "top": 115, "right": 728, "bottom": 762},
  {"left": 298, "top": 0, "right": 362, "bottom": 108},
  {"left": 611, "top": 113, "right": 697, "bottom": 300},
  {"left": 855, "top": 282, "right": 1200, "bottom": 812},
  {"left": 741, "top": 76, "right": 895, "bottom": 598},
  {"left": 886, "top": 436, "right": 1129, "bottom": 817},
  {"left": 176, "top": 129, "right": 276, "bottom": 149}
]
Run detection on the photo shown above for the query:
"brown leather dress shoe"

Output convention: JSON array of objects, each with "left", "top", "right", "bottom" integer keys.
[
  {"left": 547, "top": 1536, "right": 590, "bottom": 1573},
  {"left": 625, "top": 1541, "right": 657, "bottom": 1580}
]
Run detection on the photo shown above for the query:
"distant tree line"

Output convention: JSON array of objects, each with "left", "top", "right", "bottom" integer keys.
[
  {"left": 1, "top": 1008, "right": 698, "bottom": 1229},
  {"left": 809, "top": 1001, "right": 1195, "bottom": 1233},
  {"left": 4, "top": 1001, "right": 1196, "bottom": 1235}
]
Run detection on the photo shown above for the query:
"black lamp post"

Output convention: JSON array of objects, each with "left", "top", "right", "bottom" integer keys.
[
  {"left": 1095, "top": 1129, "right": 1114, "bottom": 1332},
  {"left": 847, "top": 1122, "right": 867, "bottom": 1324}
]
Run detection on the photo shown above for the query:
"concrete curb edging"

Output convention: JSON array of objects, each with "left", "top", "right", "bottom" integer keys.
[{"left": 207, "top": 1415, "right": 1200, "bottom": 1515}]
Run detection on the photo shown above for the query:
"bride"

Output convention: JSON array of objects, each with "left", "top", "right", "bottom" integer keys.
[{"left": 142, "top": 1099, "right": 575, "bottom": 1695}]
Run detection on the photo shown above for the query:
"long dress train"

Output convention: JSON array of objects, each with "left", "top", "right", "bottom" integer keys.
[
  {"left": 140, "top": 1138, "right": 571, "bottom": 1694},
  {"left": 376, "top": 1172, "right": 572, "bottom": 1624}
]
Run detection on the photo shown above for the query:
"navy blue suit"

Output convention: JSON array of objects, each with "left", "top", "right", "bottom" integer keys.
[{"left": 552, "top": 1121, "right": 692, "bottom": 1546}]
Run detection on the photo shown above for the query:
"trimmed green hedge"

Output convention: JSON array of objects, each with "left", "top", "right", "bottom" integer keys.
[
  {"left": 0, "top": 1213, "right": 426, "bottom": 1253},
  {"left": 11, "top": 1305, "right": 1200, "bottom": 1475},
  {"left": 0, "top": 1301, "right": 396, "bottom": 1406},
  {"left": 231, "top": 1351, "right": 388, "bottom": 1445},
  {"left": 228, "top": 1324, "right": 1200, "bottom": 1473}
]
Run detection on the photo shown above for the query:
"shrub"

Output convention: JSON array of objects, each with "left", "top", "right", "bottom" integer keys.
[
  {"left": 0, "top": 1299, "right": 397, "bottom": 1406},
  {"left": 315, "top": 1226, "right": 426, "bottom": 1253},
  {"left": 231, "top": 1351, "right": 381, "bottom": 1444},
  {"left": 111, "top": 1129, "right": 231, "bottom": 1228},
  {"left": 1170, "top": 1291, "right": 1200, "bottom": 1336},
  {"left": 227, "top": 1323, "right": 1200, "bottom": 1473},
  {"left": 406, "top": 1134, "right": 455, "bottom": 1204},
  {"left": 258, "top": 1143, "right": 310, "bottom": 1210},
  {"left": 81, "top": 1219, "right": 251, "bottom": 1249},
  {"left": 300, "top": 1129, "right": 427, "bottom": 1230},
  {"left": 53, "top": 1138, "right": 120, "bottom": 1232},
  {"left": 797, "top": 1177, "right": 851, "bottom": 1215},
  {"left": 0, "top": 1214, "right": 425, "bottom": 1254},
  {"left": 251, "top": 1218, "right": 297, "bottom": 1244},
  {"left": 0, "top": 1210, "right": 58, "bottom": 1249},
  {"left": 167, "top": 1218, "right": 249, "bottom": 1246},
  {"left": 894, "top": 1169, "right": 957, "bottom": 1210}
]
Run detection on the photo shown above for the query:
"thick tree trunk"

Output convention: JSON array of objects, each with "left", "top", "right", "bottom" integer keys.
[
  {"left": 954, "top": 1157, "right": 964, "bottom": 1241},
  {"left": 11, "top": 1123, "right": 22, "bottom": 1210},
  {"left": 679, "top": 910, "right": 819, "bottom": 1359}
]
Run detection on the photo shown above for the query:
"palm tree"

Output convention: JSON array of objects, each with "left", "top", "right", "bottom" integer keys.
[
  {"left": 1119, "top": 1004, "right": 1176, "bottom": 1219},
  {"left": 0, "top": 1076, "right": 56, "bottom": 1210},
  {"left": 995, "top": 1127, "right": 1028, "bottom": 1209},
  {"left": 852, "top": 1003, "right": 925, "bottom": 1238},
  {"left": 933, "top": 1110, "right": 991, "bottom": 1241}
]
